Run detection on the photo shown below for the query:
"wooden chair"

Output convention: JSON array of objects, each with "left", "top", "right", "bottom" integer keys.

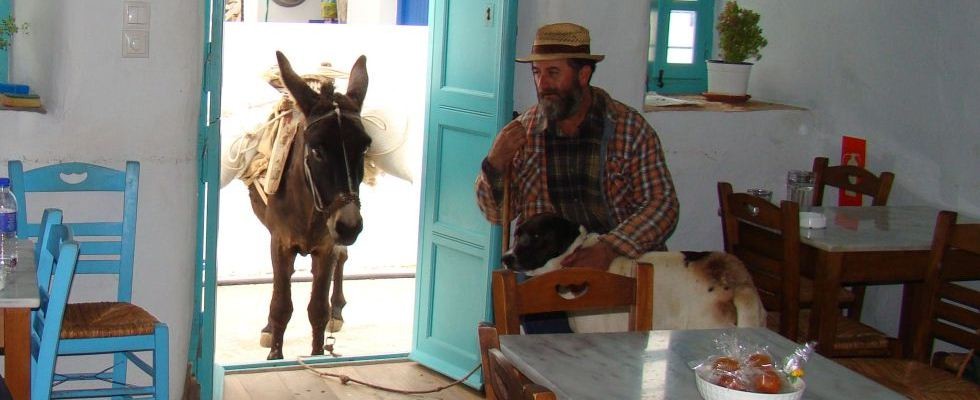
[
  {"left": 811, "top": 156, "right": 896, "bottom": 319},
  {"left": 28, "top": 221, "right": 81, "bottom": 399},
  {"left": 718, "top": 182, "right": 896, "bottom": 356},
  {"left": 480, "top": 264, "right": 652, "bottom": 399},
  {"left": 491, "top": 263, "right": 654, "bottom": 335},
  {"left": 9, "top": 161, "right": 170, "bottom": 399},
  {"left": 478, "top": 323, "right": 558, "bottom": 400},
  {"left": 835, "top": 210, "right": 980, "bottom": 398}
]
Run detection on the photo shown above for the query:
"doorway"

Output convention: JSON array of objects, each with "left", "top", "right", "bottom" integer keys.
[{"left": 214, "top": 0, "right": 427, "bottom": 365}]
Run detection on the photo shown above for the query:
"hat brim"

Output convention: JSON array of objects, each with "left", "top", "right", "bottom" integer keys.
[{"left": 516, "top": 53, "right": 605, "bottom": 63}]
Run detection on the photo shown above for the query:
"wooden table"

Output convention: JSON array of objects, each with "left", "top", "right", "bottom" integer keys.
[
  {"left": 794, "top": 206, "right": 976, "bottom": 357},
  {"left": 499, "top": 328, "right": 905, "bottom": 400},
  {"left": 1, "top": 240, "right": 38, "bottom": 400}
]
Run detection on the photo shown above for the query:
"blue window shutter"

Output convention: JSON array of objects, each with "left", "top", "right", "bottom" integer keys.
[
  {"left": 397, "top": 0, "right": 428, "bottom": 26},
  {"left": 649, "top": 0, "right": 715, "bottom": 94},
  {"left": 1, "top": 0, "right": 10, "bottom": 83}
]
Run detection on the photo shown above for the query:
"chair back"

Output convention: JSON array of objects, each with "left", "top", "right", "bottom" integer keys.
[
  {"left": 491, "top": 263, "right": 654, "bottom": 335},
  {"left": 487, "top": 348, "right": 528, "bottom": 400},
  {"left": 29, "top": 223, "right": 80, "bottom": 400},
  {"left": 911, "top": 211, "right": 980, "bottom": 362},
  {"left": 811, "top": 156, "right": 895, "bottom": 207},
  {"left": 34, "top": 208, "right": 64, "bottom": 295},
  {"left": 9, "top": 161, "right": 139, "bottom": 302},
  {"left": 718, "top": 181, "right": 802, "bottom": 341},
  {"left": 478, "top": 322, "right": 558, "bottom": 400}
]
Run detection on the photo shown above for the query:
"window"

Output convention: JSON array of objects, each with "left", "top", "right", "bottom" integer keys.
[
  {"left": 1, "top": 0, "right": 10, "bottom": 83},
  {"left": 648, "top": 0, "right": 715, "bottom": 94}
]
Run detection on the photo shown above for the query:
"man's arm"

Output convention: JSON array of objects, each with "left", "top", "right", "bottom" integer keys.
[
  {"left": 600, "top": 116, "right": 679, "bottom": 258},
  {"left": 475, "top": 119, "right": 527, "bottom": 223}
]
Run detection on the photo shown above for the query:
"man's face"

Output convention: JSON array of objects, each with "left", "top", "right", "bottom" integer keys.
[{"left": 532, "top": 59, "right": 586, "bottom": 121}]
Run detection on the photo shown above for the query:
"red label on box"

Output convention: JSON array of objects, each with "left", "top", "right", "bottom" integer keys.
[{"left": 839, "top": 136, "right": 867, "bottom": 206}]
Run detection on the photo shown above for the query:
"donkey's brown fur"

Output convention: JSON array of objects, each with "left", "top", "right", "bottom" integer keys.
[{"left": 248, "top": 51, "right": 370, "bottom": 360}]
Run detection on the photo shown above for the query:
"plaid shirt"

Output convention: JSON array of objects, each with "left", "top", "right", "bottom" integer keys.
[{"left": 476, "top": 87, "right": 679, "bottom": 257}]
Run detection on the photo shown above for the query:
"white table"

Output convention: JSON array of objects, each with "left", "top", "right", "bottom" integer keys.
[
  {"left": 1, "top": 239, "right": 38, "bottom": 400},
  {"left": 499, "top": 328, "right": 906, "bottom": 400}
]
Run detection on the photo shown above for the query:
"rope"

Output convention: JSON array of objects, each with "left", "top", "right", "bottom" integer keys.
[{"left": 297, "top": 357, "right": 482, "bottom": 395}]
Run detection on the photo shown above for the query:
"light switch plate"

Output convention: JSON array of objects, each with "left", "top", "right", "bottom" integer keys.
[
  {"left": 122, "top": 30, "right": 149, "bottom": 58},
  {"left": 124, "top": 1, "right": 150, "bottom": 29}
]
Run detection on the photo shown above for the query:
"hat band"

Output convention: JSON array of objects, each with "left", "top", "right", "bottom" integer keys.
[{"left": 531, "top": 44, "right": 591, "bottom": 56}]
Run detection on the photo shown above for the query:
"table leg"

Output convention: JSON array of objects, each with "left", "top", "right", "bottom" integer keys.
[
  {"left": 3, "top": 308, "right": 31, "bottom": 400},
  {"left": 810, "top": 251, "right": 843, "bottom": 356},
  {"left": 899, "top": 282, "right": 926, "bottom": 360}
]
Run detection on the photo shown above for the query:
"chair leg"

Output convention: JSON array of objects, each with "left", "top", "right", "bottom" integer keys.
[
  {"left": 113, "top": 352, "right": 129, "bottom": 400},
  {"left": 155, "top": 323, "right": 170, "bottom": 400}
]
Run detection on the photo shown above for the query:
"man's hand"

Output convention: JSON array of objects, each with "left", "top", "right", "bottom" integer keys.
[
  {"left": 560, "top": 240, "right": 618, "bottom": 270},
  {"left": 486, "top": 119, "right": 527, "bottom": 171}
]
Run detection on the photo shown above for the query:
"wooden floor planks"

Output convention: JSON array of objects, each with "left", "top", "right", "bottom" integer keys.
[{"left": 223, "top": 361, "right": 484, "bottom": 400}]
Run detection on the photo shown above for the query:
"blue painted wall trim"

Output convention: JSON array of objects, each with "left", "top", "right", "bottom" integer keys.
[{"left": 1, "top": 0, "right": 11, "bottom": 83}]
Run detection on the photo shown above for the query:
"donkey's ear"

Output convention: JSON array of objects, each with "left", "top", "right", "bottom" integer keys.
[
  {"left": 276, "top": 51, "right": 318, "bottom": 116},
  {"left": 346, "top": 55, "right": 368, "bottom": 109}
]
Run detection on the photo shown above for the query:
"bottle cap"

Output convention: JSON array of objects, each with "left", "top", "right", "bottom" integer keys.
[{"left": 0, "top": 178, "right": 9, "bottom": 187}]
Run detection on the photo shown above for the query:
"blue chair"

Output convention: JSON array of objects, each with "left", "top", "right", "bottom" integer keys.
[
  {"left": 29, "top": 221, "right": 80, "bottom": 399},
  {"left": 9, "top": 161, "right": 169, "bottom": 399}
]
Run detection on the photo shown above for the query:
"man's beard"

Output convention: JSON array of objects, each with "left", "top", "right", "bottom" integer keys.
[{"left": 538, "top": 82, "right": 584, "bottom": 121}]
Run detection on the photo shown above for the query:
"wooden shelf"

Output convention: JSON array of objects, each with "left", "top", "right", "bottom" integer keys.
[
  {"left": 0, "top": 104, "right": 46, "bottom": 114},
  {"left": 644, "top": 94, "right": 804, "bottom": 113}
]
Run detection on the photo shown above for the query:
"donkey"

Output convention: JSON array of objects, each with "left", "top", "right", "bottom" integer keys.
[{"left": 248, "top": 51, "right": 371, "bottom": 360}]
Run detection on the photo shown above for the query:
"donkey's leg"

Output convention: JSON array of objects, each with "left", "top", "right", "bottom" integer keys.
[
  {"left": 261, "top": 241, "right": 296, "bottom": 360},
  {"left": 328, "top": 245, "right": 348, "bottom": 332},
  {"left": 307, "top": 249, "right": 336, "bottom": 356}
]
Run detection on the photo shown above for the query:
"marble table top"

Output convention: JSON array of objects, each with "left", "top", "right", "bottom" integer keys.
[
  {"left": 0, "top": 239, "right": 39, "bottom": 308},
  {"left": 499, "top": 328, "right": 905, "bottom": 400},
  {"left": 799, "top": 206, "right": 948, "bottom": 252}
]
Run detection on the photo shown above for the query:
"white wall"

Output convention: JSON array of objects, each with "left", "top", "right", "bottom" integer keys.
[
  {"left": 246, "top": 0, "right": 398, "bottom": 24},
  {"left": 0, "top": 1, "right": 201, "bottom": 397},
  {"left": 519, "top": 0, "right": 980, "bottom": 339}
]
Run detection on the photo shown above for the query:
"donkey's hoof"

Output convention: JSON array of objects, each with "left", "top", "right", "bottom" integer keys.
[
  {"left": 259, "top": 332, "right": 272, "bottom": 348},
  {"left": 326, "top": 318, "right": 344, "bottom": 332}
]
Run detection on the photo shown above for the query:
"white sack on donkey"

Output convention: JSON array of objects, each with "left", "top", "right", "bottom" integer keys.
[{"left": 502, "top": 213, "right": 766, "bottom": 332}]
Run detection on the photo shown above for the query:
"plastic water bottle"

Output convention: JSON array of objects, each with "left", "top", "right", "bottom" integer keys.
[{"left": 0, "top": 177, "right": 18, "bottom": 269}]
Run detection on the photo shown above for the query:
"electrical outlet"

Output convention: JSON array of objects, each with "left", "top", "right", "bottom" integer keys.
[
  {"left": 124, "top": 1, "right": 150, "bottom": 29},
  {"left": 122, "top": 30, "right": 149, "bottom": 58}
]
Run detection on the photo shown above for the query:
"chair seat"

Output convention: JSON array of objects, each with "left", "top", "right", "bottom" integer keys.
[
  {"left": 766, "top": 310, "right": 894, "bottom": 356},
  {"left": 61, "top": 302, "right": 159, "bottom": 339},
  {"left": 799, "top": 277, "right": 856, "bottom": 305},
  {"left": 835, "top": 358, "right": 980, "bottom": 399}
]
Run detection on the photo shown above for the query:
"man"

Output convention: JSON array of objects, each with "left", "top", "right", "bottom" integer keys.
[{"left": 476, "top": 22, "right": 679, "bottom": 271}]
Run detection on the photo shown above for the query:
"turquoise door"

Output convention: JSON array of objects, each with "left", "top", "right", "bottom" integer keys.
[
  {"left": 411, "top": 0, "right": 517, "bottom": 388},
  {"left": 190, "top": 0, "right": 223, "bottom": 398}
]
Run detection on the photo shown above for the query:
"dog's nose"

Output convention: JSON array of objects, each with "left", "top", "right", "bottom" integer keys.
[{"left": 501, "top": 253, "right": 515, "bottom": 269}]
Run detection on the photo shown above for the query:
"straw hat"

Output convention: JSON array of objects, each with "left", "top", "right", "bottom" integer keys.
[{"left": 516, "top": 22, "right": 605, "bottom": 63}]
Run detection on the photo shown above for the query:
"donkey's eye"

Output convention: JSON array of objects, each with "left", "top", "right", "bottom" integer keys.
[{"left": 311, "top": 148, "right": 323, "bottom": 160}]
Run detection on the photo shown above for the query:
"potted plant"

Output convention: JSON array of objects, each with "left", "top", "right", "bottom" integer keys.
[
  {"left": 1, "top": 16, "right": 28, "bottom": 51},
  {"left": 706, "top": 1, "right": 768, "bottom": 100}
]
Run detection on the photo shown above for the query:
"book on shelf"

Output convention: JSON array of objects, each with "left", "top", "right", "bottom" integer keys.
[{"left": 0, "top": 92, "right": 42, "bottom": 108}]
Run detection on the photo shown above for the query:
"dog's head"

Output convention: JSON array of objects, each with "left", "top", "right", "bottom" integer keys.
[{"left": 501, "top": 213, "right": 586, "bottom": 275}]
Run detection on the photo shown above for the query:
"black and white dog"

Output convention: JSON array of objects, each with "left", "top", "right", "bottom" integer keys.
[{"left": 502, "top": 213, "right": 766, "bottom": 332}]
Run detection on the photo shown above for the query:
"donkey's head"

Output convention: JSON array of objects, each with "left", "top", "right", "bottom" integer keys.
[{"left": 276, "top": 51, "right": 370, "bottom": 245}]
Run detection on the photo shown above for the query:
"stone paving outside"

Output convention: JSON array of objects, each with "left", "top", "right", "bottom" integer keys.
[{"left": 215, "top": 275, "right": 416, "bottom": 365}]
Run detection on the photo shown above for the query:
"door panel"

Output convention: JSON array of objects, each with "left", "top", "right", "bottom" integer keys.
[{"left": 411, "top": 0, "right": 516, "bottom": 388}]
